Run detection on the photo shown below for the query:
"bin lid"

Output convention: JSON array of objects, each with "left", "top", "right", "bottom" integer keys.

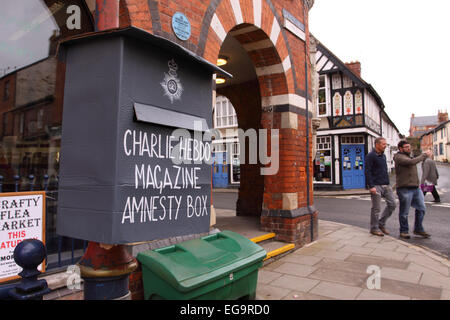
[{"left": 137, "top": 230, "right": 266, "bottom": 292}]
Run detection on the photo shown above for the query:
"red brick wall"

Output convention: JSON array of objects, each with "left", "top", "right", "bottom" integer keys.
[
  {"left": 261, "top": 211, "right": 318, "bottom": 245},
  {"left": 420, "top": 134, "right": 433, "bottom": 152}
]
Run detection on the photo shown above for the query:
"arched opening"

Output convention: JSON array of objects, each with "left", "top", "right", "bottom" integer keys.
[{"left": 212, "top": 23, "right": 288, "bottom": 230}]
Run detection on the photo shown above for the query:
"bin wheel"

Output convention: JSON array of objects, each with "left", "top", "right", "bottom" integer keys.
[{"left": 149, "top": 294, "right": 165, "bottom": 300}]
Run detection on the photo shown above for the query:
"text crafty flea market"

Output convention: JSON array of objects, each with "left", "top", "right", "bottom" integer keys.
[{"left": 0, "top": 197, "right": 42, "bottom": 232}]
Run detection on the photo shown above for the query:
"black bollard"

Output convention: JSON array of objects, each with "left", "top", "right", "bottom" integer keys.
[
  {"left": 9, "top": 239, "right": 51, "bottom": 300},
  {"left": 28, "top": 175, "right": 35, "bottom": 191},
  {"left": 14, "top": 175, "right": 20, "bottom": 192},
  {"left": 43, "top": 174, "right": 49, "bottom": 191}
]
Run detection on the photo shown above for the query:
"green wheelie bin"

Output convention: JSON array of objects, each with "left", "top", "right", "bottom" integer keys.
[{"left": 137, "top": 230, "right": 267, "bottom": 300}]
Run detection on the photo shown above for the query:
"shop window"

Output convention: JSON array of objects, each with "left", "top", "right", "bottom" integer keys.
[
  {"left": 314, "top": 136, "right": 332, "bottom": 183},
  {"left": 3, "top": 80, "right": 10, "bottom": 101},
  {"left": 0, "top": 0, "right": 98, "bottom": 271},
  {"left": 37, "top": 109, "right": 44, "bottom": 129},
  {"left": 341, "top": 136, "right": 364, "bottom": 145}
]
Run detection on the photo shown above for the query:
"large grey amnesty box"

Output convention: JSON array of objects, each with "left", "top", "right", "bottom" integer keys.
[{"left": 57, "top": 27, "right": 230, "bottom": 244}]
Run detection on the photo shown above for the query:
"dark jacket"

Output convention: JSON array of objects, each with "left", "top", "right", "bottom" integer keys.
[
  {"left": 365, "top": 150, "right": 390, "bottom": 188},
  {"left": 393, "top": 152, "right": 427, "bottom": 188},
  {"left": 421, "top": 158, "right": 439, "bottom": 185}
]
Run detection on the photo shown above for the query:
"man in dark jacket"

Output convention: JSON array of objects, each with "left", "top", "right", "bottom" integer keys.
[
  {"left": 394, "top": 141, "right": 432, "bottom": 239},
  {"left": 365, "top": 137, "right": 396, "bottom": 236}
]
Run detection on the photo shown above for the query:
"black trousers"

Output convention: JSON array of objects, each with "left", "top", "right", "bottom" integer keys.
[{"left": 423, "top": 185, "right": 440, "bottom": 202}]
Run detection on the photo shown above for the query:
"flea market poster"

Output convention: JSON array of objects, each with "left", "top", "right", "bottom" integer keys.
[{"left": 0, "top": 192, "right": 46, "bottom": 283}]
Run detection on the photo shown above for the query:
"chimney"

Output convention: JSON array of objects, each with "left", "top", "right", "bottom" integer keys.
[
  {"left": 48, "top": 29, "right": 60, "bottom": 56},
  {"left": 438, "top": 109, "right": 448, "bottom": 123},
  {"left": 95, "top": 0, "right": 120, "bottom": 31},
  {"left": 345, "top": 61, "right": 361, "bottom": 77}
]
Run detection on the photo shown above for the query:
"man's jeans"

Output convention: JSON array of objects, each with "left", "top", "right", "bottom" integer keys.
[
  {"left": 370, "top": 185, "right": 396, "bottom": 232},
  {"left": 396, "top": 187, "right": 426, "bottom": 234}
]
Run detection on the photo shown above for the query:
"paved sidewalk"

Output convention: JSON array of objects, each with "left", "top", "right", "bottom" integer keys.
[{"left": 256, "top": 220, "right": 450, "bottom": 300}]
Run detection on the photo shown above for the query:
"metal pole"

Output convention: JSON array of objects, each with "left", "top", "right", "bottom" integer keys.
[{"left": 303, "top": 1, "right": 314, "bottom": 242}]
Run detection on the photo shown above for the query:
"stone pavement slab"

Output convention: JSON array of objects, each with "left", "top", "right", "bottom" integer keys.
[
  {"left": 375, "top": 278, "right": 442, "bottom": 300},
  {"left": 308, "top": 267, "right": 367, "bottom": 287},
  {"left": 369, "top": 248, "right": 408, "bottom": 261},
  {"left": 314, "top": 258, "right": 370, "bottom": 274},
  {"left": 420, "top": 273, "right": 450, "bottom": 290},
  {"left": 313, "top": 249, "right": 352, "bottom": 260},
  {"left": 256, "top": 284, "right": 291, "bottom": 300},
  {"left": 272, "top": 263, "right": 317, "bottom": 277},
  {"left": 269, "top": 275, "right": 320, "bottom": 293},
  {"left": 309, "top": 281, "right": 363, "bottom": 300},
  {"left": 442, "top": 290, "right": 450, "bottom": 300},
  {"left": 356, "top": 289, "right": 410, "bottom": 300},
  {"left": 379, "top": 267, "right": 422, "bottom": 284},
  {"left": 338, "top": 244, "right": 375, "bottom": 255},
  {"left": 282, "top": 254, "right": 323, "bottom": 266},
  {"left": 257, "top": 269, "right": 283, "bottom": 285},
  {"left": 346, "top": 254, "right": 410, "bottom": 269},
  {"left": 281, "top": 291, "right": 332, "bottom": 300},
  {"left": 404, "top": 253, "right": 450, "bottom": 276}
]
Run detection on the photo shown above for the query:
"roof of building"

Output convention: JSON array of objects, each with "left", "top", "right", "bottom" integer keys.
[
  {"left": 312, "top": 36, "right": 402, "bottom": 135},
  {"left": 419, "top": 119, "right": 450, "bottom": 139},
  {"left": 411, "top": 115, "right": 438, "bottom": 127},
  {"left": 313, "top": 36, "right": 386, "bottom": 111}
]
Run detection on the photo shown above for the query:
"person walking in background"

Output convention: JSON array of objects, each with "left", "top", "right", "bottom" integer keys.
[
  {"left": 365, "top": 137, "right": 396, "bottom": 237},
  {"left": 421, "top": 150, "right": 440, "bottom": 203},
  {"left": 394, "top": 141, "right": 433, "bottom": 239}
]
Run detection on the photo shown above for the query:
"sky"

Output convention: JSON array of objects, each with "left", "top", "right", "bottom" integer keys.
[
  {"left": 0, "top": 1, "right": 57, "bottom": 76},
  {"left": 309, "top": 0, "right": 450, "bottom": 135}
]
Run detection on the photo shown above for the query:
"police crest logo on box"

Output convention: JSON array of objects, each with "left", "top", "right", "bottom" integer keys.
[{"left": 161, "top": 59, "right": 183, "bottom": 103}]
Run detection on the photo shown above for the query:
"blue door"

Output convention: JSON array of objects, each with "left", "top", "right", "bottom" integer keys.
[
  {"left": 212, "top": 152, "right": 229, "bottom": 188},
  {"left": 341, "top": 145, "right": 365, "bottom": 189}
]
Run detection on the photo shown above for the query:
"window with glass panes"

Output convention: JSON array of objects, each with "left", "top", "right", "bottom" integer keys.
[
  {"left": 314, "top": 136, "right": 332, "bottom": 183},
  {"left": 215, "top": 95, "right": 238, "bottom": 128},
  {"left": 317, "top": 75, "right": 329, "bottom": 116}
]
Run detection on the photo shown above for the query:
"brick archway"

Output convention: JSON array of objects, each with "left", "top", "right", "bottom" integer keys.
[
  {"left": 102, "top": 0, "right": 318, "bottom": 245},
  {"left": 215, "top": 22, "right": 289, "bottom": 220}
]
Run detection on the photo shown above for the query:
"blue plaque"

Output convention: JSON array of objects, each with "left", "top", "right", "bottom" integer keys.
[{"left": 172, "top": 12, "right": 191, "bottom": 41}]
